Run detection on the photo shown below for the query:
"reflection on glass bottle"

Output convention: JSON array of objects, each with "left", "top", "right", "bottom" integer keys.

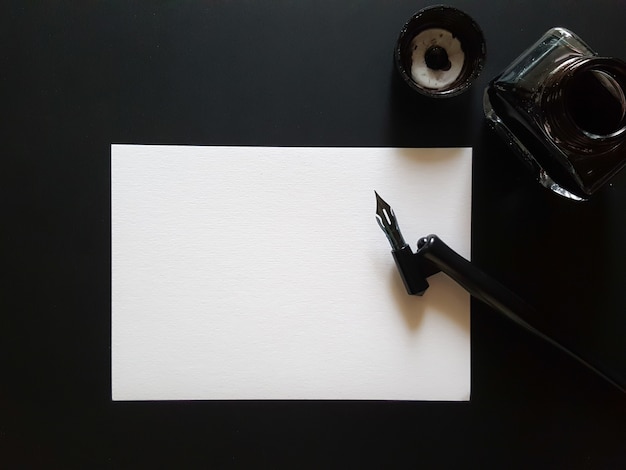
[{"left": 484, "top": 28, "right": 626, "bottom": 200}]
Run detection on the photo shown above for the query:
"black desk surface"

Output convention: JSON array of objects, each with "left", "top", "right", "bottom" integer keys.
[{"left": 2, "top": 1, "right": 625, "bottom": 467}]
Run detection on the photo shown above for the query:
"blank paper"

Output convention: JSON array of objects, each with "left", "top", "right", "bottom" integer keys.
[{"left": 112, "top": 145, "right": 472, "bottom": 401}]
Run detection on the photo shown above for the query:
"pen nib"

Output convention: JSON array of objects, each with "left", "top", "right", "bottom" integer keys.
[{"left": 375, "top": 191, "right": 407, "bottom": 251}]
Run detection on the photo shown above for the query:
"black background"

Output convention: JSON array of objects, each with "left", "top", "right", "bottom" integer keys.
[{"left": 2, "top": 1, "right": 625, "bottom": 467}]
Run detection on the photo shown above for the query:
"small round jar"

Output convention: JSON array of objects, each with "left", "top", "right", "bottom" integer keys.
[{"left": 394, "top": 5, "right": 486, "bottom": 98}]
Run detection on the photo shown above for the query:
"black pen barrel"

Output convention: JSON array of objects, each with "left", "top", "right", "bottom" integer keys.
[
  {"left": 418, "top": 235, "right": 536, "bottom": 328},
  {"left": 418, "top": 234, "right": 624, "bottom": 391}
]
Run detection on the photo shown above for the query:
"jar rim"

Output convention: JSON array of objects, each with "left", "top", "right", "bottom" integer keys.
[{"left": 394, "top": 5, "right": 486, "bottom": 98}]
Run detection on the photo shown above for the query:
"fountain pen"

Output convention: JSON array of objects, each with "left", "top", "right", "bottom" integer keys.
[
  {"left": 375, "top": 190, "right": 534, "bottom": 318},
  {"left": 374, "top": 191, "right": 624, "bottom": 392}
]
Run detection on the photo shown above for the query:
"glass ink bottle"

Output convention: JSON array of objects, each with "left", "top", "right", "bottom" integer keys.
[{"left": 484, "top": 27, "right": 626, "bottom": 200}]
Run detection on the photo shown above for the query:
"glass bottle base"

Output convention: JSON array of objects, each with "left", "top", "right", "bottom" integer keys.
[{"left": 483, "top": 91, "right": 586, "bottom": 201}]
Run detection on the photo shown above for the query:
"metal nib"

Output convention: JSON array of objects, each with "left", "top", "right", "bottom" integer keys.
[{"left": 374, "top": 191, "right": 407, "bottom": 251}]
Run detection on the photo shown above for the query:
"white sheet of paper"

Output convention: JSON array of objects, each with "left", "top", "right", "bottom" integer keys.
[{"left": 112, "top": 145, "right": 472, "bottom": 401}]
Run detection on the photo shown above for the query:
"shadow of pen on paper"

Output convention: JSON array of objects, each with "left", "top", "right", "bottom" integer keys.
[
  {"left": 388, "top": 265, "right": 425, "bottom": 330},
  {"left": 389, "top": 266, "right": 470, "bottom": 336}
]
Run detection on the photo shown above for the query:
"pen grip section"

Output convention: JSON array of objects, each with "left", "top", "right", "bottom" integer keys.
[{"left": 392, "top": 245, "right": 431, "bottom": 296}]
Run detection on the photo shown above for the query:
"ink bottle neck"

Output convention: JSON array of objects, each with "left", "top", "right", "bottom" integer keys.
[{"left": 542, "top": 57, "right": 626, "bottom": 155}]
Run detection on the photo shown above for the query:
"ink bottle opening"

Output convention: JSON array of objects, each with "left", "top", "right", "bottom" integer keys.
[
  {"left": 484, "top": 27, "right": 626, "bottom": 200},
  {"left": 395, "top": 5, "right": 485, "bottom": 98}
]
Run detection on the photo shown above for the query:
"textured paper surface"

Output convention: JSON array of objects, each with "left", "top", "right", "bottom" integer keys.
[{"left": 112, "top": 145, "right": 472, "bottom": 401}]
